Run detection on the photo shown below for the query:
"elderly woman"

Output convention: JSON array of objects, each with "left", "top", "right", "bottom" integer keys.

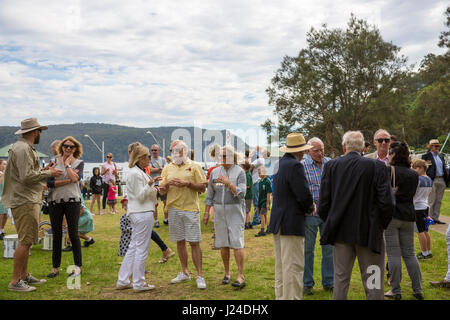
[
  {"left": 116, "top": 144, "right": 160, "bottom": 292},
  {"left": 384, "top": 141, "right": 423, "bottom": 300},
  {"left": 47, "top": 136, "right": 85, "bottom": 278},
  {"left": 203, "top": 145, "right": 247, "bottom": 288}
]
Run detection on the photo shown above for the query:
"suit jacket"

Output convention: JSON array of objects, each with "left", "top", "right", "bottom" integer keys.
[
  {"left": 318, "top": 151, "right": 394, "bottom": 254},
  {"left": 267, "top": 153, "right": 313, "bottom": 236},
  {"left": 422, "top": 151, "right": 449, "bottom": 186}
]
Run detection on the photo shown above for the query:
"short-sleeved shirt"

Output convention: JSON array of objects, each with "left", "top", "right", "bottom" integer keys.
[
  {"left": 150, "top": 156, "right": 166, "bottom": 186},
  {"left": 161, "top": 159, "right": 207, "bottom": 212},
  {"left": 161, "top": 158, "right": 207, "bottom": 212},
  {"left": 258, "top": 177, "right": 272, "bottom": 208},
  {"left": 2, "top": 138, "right": 51, "bottom": 209},
  {"left": 101, "top": 161, "right": 116, "bottom": 184}
]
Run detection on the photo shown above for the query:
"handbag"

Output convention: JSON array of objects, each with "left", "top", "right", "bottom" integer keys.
[{"left": 390, "top": 165, "right": 398, "bottom": 206}]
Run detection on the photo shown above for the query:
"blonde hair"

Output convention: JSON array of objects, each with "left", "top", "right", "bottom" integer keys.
[
  {"left": 128, "top": 142, "right": 143, "bottom": 155},
  {"left": 411, "top": 158, "right": 429, "bottom": 170},
  {"left": 58, "top": 136, "right": 83, "bottom": 159},
  {"left": 258, "top": 166, "right": 268, "bottom": 176},
  {"left": 128, "top": 145, "right": 150, "bottom": 168}
]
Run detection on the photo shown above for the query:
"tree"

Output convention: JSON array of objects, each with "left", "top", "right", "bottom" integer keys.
[{"left": 265, "top": 15, "right": 410, "bottom": 155}]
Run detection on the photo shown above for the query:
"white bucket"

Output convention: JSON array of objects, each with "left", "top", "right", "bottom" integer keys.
[
  {"left": 3, "top": 234, "right": 32, "bottom": 258},
  {"left": 41, "top": 231, "right": 67, "bottom": 251},
  {"left": 3, "top": 234, "right": 18, "bottom": 258}
]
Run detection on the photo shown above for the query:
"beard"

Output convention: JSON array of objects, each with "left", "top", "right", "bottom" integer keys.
[
  {"left": 34, "top": 134, "right": 40, "bottom": 144},
  {"left": 172, "top": 155, "right": 187, "bottom": 166}
]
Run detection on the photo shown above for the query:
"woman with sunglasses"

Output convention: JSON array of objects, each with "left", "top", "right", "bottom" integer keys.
[
  {"left": 101, "top": 153, "right": 118, "bottom": 214},
  {"left": 384, "top": 141, "right": 423, "bottom": 300},
  {"left": 47, "top": 136, "right": 85, "bottom": 278}
]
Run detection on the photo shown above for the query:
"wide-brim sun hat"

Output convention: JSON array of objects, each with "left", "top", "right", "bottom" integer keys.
[
  {"left": 280, "top": 133, "right": 313, "bottom": 153},
  {"left": 427, "top": 139, "right": 442, "bottom": 148},
  {"left": 14, "top": 118, "right": 48, "bottom": 135}
]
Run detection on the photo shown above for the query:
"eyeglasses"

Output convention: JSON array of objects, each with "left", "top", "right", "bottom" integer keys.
[
  {"left": 62, "top": 144, "right": 76, "bottom": 149},
  {"left": 376, "top": 138, "right": 390, "bottom": 144}
]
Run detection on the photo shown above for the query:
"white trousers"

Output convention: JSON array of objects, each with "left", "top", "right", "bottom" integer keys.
[{"left": 117, "top": 211, "right": 153, "bottom": 289}]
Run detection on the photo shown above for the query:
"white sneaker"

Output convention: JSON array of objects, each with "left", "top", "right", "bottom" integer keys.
[
  {"left": 134, "top": 284, "right": 155, "bottom": 292},
  {"left": 171, "top": 272, "right": 191, "bottom": 284},
  {"left": 196, "top": 276, "right": 206, "bottom": 289},
  {"left": 8, "top": 280, "right": 36, "bottom": 292}
]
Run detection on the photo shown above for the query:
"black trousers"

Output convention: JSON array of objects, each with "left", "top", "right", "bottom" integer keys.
[
  {"left": 102, "top": 183, "right": 110, "bottom": 209},
  {"left": 49, "top": 201, "right": 82, "bottom": 268}
]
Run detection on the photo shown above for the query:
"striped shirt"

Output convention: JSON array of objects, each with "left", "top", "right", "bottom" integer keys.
[{"left": 301, "top": 154, "right": 330, "bottom": 215}]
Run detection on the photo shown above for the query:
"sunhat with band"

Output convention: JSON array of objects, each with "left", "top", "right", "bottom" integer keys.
[
  {"left": 427, "top": 139, "right": 442, "bottom": 148},
  {"left": 15, "top": 118, "right": 48, "bottom": 135},
  {"left": 280, "top": 133, "right": 313, "bottom": 153}
]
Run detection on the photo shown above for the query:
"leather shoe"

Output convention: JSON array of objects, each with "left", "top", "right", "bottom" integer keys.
[
  {"left": 62, "top": 245, "right": 73, "bottom": 252},
  {"left": 413, "top": 293, "right": 424, "bottom": 300},
  {"left": 47, "top": 271, "right": 59, "bottom": 278},
  {"left": 434, "top": 220, "right": 446, "bottom": 225},
  {"left": 303, "top": 287, "right": 314, "bottom": 295}
]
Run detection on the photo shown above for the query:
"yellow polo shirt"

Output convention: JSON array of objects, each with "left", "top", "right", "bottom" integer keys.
[{"left": 161, "top": 159, "right": 207, "bottom": 212}]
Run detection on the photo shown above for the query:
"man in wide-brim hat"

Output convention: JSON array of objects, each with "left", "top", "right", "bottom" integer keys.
[
  {"left": 421, "top": 139, "right": 449, "bottom": 225},
  {"left": 267, "top": 132, "right": 314, "bottom": 300},
  {"left": 2, "top": 118, "right": 63, "bottom": 292}
]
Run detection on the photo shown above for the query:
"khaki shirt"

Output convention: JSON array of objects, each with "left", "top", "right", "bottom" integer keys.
[
  {"left": 1, "top": 138, "right": 51, "bottom": 209},
  {"left": 161, "top": 158, "right": 207, "bottom": 212}
]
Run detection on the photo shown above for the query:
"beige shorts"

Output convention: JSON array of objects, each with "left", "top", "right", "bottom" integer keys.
[{"left": 11, "top": 203, "right": 40, "bottom": 246}]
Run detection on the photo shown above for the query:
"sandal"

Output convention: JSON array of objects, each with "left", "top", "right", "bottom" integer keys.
[
  {"left": 159, "top": 248, "right": 175, "bottom": 263},
  {"left": 232, "top": 280, "right": 246, "bottom": 289},
  {"left": 222, "top": 276, "right": 231, "bottom": 285}
]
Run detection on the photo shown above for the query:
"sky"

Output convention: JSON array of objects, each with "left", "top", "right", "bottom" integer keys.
[{"left": 0, "top": 0, "right": 447, "bottom": 147}]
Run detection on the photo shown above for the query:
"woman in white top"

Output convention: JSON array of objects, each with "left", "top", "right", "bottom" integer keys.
[{"left": 116, "top": 144, "right": 161, "bottom": 292}]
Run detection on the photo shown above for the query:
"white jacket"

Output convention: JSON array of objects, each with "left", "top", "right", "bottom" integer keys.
[{"left": 126, "top": 166, "right": 157, "bottom": 215}]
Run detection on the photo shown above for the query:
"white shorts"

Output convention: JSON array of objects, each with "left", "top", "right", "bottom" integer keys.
[{"left": 168, "top": 207, "right": 202, "bottom": 243}]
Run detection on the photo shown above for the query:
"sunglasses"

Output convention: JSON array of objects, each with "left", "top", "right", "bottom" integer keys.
[
  {"left": 151, "top": 149, "right": 158, "bottom": 152},
  {"left": 376, "top": 138, "right": 390, "bottom": 144},
  {"left": 107, "top": 156, "right": 113, "bottom": 158},
  {"left": 62, "top": 144, "right": 76, "bottom": 149}
]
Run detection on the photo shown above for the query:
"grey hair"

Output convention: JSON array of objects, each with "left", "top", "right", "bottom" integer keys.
[
  {"left": 373, "top": 129, "right": 390, "bottom": 141},
  {"left": 307, "top": 137, "right": 324, "bottom": 146},
  {"left": 222, "top": 145, "right": 238, "bottom": 164},
  {"left": 172, "top": 140, "right": 188, "bottom": 154},
  {"left": 342, "top": 131, "right": 365, "bottom": 152},
  {"left": 151, "top": 144, "right": 160, "bottom": 150}
]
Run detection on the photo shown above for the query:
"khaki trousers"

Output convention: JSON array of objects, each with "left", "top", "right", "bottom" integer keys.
[
  {"left": 333, "top": 241, "right": 385, "bottom": 300},
  {"left": 428, "top": 177, "right": 446, "bottom": 221},
  {"left": 273, "top": 230, "right": 305, "bottom": 300}
]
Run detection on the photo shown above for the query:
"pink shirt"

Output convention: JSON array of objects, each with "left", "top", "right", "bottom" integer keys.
[
  {"left": 108, "top": 186, "right": 117, "bottom": 201},
  {"left": 102, "top": 162, "right": 116, "bottom": 184}
]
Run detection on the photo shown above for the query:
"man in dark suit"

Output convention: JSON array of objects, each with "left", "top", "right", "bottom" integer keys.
[
  {"left": 422, "top": 139, "right": 449, "bottom": 225},
  {"left": 318, "top": 131, "right": 394, "bottom": 300},
  {"left": 267, "top": 133, "right": 314, "bottom": 300}
]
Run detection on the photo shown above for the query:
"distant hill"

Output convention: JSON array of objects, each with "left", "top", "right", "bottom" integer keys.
[{"left": 0, "top": 123, "right": 250, "bottom": 163}]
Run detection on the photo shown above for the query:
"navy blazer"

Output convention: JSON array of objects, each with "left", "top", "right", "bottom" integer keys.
[
  {"left": 267, "top": 153, "right": 313, "bottom": 236},
  {"left": 422, "top": 151, "right": 449, "bottom": 186},
  {"left": 318, "top": 151, "right": 394, "bottom": 254}
]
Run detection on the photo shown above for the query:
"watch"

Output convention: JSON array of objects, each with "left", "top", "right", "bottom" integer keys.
[{"left": 65, "top": 164, "right": 72, "bottom": 169}]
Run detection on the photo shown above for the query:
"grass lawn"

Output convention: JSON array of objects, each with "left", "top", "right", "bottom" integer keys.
[{"left": 0, "top": 191, "right": 449, "bottom": 300}]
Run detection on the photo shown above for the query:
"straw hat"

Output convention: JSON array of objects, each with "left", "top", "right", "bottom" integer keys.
[
  {"left": 427, "top": 139, "right": 442, "bottom": 148},
  {"left": 14, "top": 118, "right": 48, "bottom": 135},
  {"left": 280, "top": 133, "right": 312, "bottom": 153}
]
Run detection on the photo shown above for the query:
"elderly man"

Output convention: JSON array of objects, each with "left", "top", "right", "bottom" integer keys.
[
  {"left": 158, "top": 140, "right": 208, "bottom": 289},
  {"left": 318, "top": 131, "right": 394, "bottom": 300},
  {"left": 422, "top": 139, "right": 449, "bottom": 225},
  {"left": 267, "top": 133, "right": 314, "bottom": 300},
  {"left": 149, "top": 144, "right": 168, "bottom": 227},
  {"left": 365, "top": 129, "right": 391, "bottom": 164},
  {"left": 301, "top": 137, "right": 334, "bottom": 295},
  {"left": 2, "top": 118, "right": 63, "bottom": 292}
]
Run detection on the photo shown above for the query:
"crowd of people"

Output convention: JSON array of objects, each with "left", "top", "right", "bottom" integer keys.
[{"left": 1, "top": 117, "right": 449, "bottom": 300}]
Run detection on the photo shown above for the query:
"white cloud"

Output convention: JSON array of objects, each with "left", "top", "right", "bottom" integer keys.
[{"left": 0, "top": 0, "right": 448, "bottom": 145}]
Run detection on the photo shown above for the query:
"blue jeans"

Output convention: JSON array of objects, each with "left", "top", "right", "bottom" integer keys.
[
  {"left": 303, "top": 215, "right": 334, "bottom": 288},
  {"left": 252, "top": 182, "right": 260, "bottom": 225}
]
